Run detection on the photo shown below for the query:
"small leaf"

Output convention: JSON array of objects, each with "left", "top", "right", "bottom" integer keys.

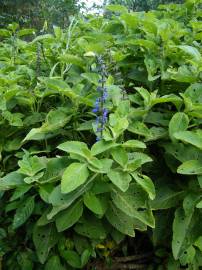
[
  {"left": 88, "top": 158, "right": 113, "bottom": 173},
  {"left": 122, "top": 140, "right": 146, "bottom": 149},
  {"left": 131, "top": 173, "right": 155, "bottom": 200},
  {"left": 18, "top": 154, "right": 46, "bottom": 177},
  {"left": 107, "top": 170, "right": 131, "bottom": 192},
  {"left": 57, "top": 141, "right": 90, "bottom": 159},
  {"left": 91, "top": 140, "right": 118, "bottom": 156},
  {"left": 61, "top": 163, "right": 89, "bottom": 194}
]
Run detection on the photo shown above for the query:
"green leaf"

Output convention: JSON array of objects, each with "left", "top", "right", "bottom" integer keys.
[
  {"left": 195, "top": 236, "right": 202, "bottom": 251},
  {"left": 122, "top": 140, "right": 146, "bottom": 149},
  {"left": 196, "top": 200, "right": 202, "bottom": 208},
  {"left": 61, "top": 163, "right": 89, "bottom": 194},
  {"left": 183, "top": 193, "right": 201, "bottom": 216},
  {"left": 57, "top": 141, "right": 90, "bottom": 159},
  {"left": 10, "top": 185, "right": 31, "bottom": 201},
  {"left": 88, "top": 158, "right": 113, "bottom": 173},
  {"left": 174, "top": 130, "right": 202, "bottom": 150},
  {"left": 107, "top": 170, "right": 132, "bottom": 192},
  {"left": 83, "top": 193, "right": 107, "bottom": 215},
  {"left": 18, "top": 28, "right": 35, "bottom": 37},
  {"left": 18, "top": 154, "right": 46, "bottom": 177},
  {"left": 33, "top": 224, "right": 58, "bottom": 264},
  {"left": 0, "top": 172, "right": 24, "bottom": 191},
  {"left": 91, "top": 140, "right": 118, "bottom": 156},
  {"left": 45, "top": 256, "right": 65, "bottom": 270},
  {"left": 105, "top": 202, "right": 135, "bottom": 237},
  {"left": 12, "top": 196, "right": 35, "bottom": 229},
  {"left": 39, "top": 157, "right": 70, "bottom": 184},
  {"left": 179, "top": 246, "right": 196, "bottom": 266},
  {"left": 32, "top": 34, "right": 53, "bottom": 43},
  {"left": 176, "top": 45, "right": 201, "bottom": 61},
  {"left": 47, "top": 179, "right": 93, "bottom": 219},
  {"left": 177, "top": 160, "right": 202, "bottom": 175},
  {"left": 81, "top": 249, "right": 91, "bottom": 267},
  {"left": 131, "top": 173, "right": 155, "bottom": 200},
  {"left": 150, "top": 182, "right": 184, "bottom": 210},
  {"left": 106, "top": 4, "right": 128, "bottom": 13},
  {"left": 74, "top": 217, "right": 106, "bottom": 240},
  {"left": 111, "top": 184, "right": 155, "bottom": 228},
  {"left": 0, "top": 29, "right": 11, "bottom": 37},
  {"left": 111, "top": 147, "right": 128, "bottom": 167},
  {"left": 169, "top": 113, "right": 189, "bottom": 141},
  {"left": 61, "top": 250, "right": 81, "bottom": 268},
  {"left": 56, "top": 200, "right": 83, "bottom": 232},
  {"left": 81, "top": 73, "right": 100, "bottom": 85},
  {"left": 128, "top": 121, "right": 151, "bottom": 137},
  {"left": 172, "top": 207, "right": 200, "bottom": 259}
]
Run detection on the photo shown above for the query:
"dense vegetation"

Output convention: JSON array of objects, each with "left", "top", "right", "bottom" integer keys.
[
  {"left": 0, "top": 0, "right": 202, "bottom": 269},
  {"left": 0, "top": 0, "right": 184, "bottom": 28},
  {"left": 0, "top": 0, "right": 79, "bottom": 29}
]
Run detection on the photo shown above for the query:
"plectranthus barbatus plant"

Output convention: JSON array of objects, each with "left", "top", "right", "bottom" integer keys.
[{"left": 92, "top": 55, "right": 108, "bottom": 141}]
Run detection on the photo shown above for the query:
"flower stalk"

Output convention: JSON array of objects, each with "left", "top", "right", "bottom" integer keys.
[{"left": 92, "top": 55, "right": 108, "bottom": 141}]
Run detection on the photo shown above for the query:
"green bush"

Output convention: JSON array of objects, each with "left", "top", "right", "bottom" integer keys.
[{"left": 0, "top": 0, "right": 202, "bottom": 269}]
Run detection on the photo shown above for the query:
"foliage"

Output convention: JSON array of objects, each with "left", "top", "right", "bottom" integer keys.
[
  {"left": 0, "top": 0, "right": 79, "bottom": 29},
  {"left": 0, "top": 0, "right": 202, "bottom": 269},
  {"left": 108, "top": 0, "right": 184, "bottom": 11}
]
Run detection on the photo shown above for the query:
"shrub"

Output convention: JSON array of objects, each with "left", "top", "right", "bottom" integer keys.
[{"left": 0, "top": 1, "right": 202, "bottom": 269}]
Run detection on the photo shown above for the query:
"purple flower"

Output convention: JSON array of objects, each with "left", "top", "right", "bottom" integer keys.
[{"left": 93, "top": 55, "right": 109, "bottom": 141}]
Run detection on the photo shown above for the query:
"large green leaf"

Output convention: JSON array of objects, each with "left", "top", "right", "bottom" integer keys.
[
  {"left": 111, "top": 184, "right": 155, "bottom": 228},
  {"left": 56, "top": 200, "right": 83, "bottom": 232},
  {"left": 169, "top": 112, "right": 189, "bottom": 141},
  {"left": 177, "top": 160, "right": 202, "bottom": 175},
  {"left": 105, "top": 202, "right": 135, "bottom": 237},
  {"left": 12, "top": 196, "right": 35, "bottom": 229},
  {"left": 174, "top": 131, "right": 202, "bottom": 150},
  {"left": 0, "top": 172, "right": 24, "bottom": 191},
  {"left": 33, "top": 224, "right": 58, "bottom": 264},
  {"left": 57, "top": 141, "right": 91, "bottom": 160},
  {"left": 61, "top": 250, "right": 81, "bottom": 268},
  {"left": 45, "top": 256, "right": 65, "bottom": 270},
  {"left": 172, "top": 207, "right": 201, "bottom": 259},
  {"left": 74, "top": 217, "right": 107, "bottom": 240},
  {"left": 61, "top": 163, "right": 89, "bottom": 194}
]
